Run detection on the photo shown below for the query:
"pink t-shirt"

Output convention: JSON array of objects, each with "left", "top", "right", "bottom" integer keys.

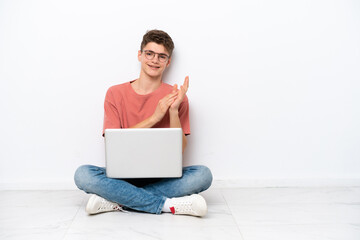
[{"left": 103, "top": 81, "right": 190, "bottom": 136}]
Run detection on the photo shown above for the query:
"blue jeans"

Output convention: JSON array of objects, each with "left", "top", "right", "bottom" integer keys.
[{"left": 74, "top": 165, "right": 213, "bottom": 214}]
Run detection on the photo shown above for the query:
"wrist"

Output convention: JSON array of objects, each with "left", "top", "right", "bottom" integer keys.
[
  {"left": 150, "top": 114, "right": 159, "bottom": 125},
  {"left": 169, "top": 108, "right": 179, "bottom": 115}
]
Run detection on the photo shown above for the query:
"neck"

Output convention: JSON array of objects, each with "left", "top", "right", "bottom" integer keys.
[{"left": 132, "top": 73, "right": 162, "bottom": 95}]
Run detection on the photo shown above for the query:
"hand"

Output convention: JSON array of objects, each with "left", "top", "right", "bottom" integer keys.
[
  {"left": 151, "top": 92, "right": 178, "bottom": 123},
  {"left": 170, "top": 76, "right": 189, "bottom": 111}
]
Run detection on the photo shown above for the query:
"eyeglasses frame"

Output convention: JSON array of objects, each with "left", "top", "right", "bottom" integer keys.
[{"left": 142, "top": 50, "right": 170, "bottom": 63}]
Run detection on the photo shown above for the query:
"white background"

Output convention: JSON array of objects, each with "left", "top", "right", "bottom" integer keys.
[{"left": 1, "top": 0, "right": 359, "bottom": 189}]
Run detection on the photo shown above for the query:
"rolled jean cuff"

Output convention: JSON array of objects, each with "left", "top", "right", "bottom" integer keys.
[{"left": 156, "top": 196, "right": 167, "bottom": 214}]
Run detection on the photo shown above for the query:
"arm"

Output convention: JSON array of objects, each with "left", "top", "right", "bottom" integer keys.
[
  {"left": 169, "top": 76, "right": 190, "bottom": 153},
  {"left": 169, "top": 108, "right": 188, "bottom": 153},
  {"left": 130, "top": 77, "right": 190, "bottom": 152},
  {"left": 129, "top": 115, "right": 158, "bottom": 128},
  {"left": 129, "top": 91, "right": 178, "bottom": 128}
]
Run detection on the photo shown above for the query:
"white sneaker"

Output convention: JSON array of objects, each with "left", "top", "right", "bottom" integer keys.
[
  {"left": 169, "top": 194, "right": 207, "bottom": 217},
  {"left": 85, "top": 194, "right": 124, "bottom": 215}
]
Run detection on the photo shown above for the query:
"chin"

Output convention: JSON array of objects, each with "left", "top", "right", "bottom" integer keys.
[{"left": 147, "top": 71, "right": 163, "bottom": 79}]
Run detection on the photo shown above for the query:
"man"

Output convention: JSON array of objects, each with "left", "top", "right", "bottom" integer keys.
[{"left": 74, "top": 30, "right": 212, "bottom": 217}]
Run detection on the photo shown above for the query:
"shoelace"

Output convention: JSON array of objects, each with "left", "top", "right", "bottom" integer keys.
[{"left": 97, "top": 199, "right": 127, "bottom": 213}]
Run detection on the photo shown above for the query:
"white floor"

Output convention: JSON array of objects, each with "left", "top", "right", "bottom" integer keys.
[{"left": 1, "top": 187, "right": 360, "bottom": 240}]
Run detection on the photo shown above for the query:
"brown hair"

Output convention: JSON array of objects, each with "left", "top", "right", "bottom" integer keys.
[{"left": 140, "top": 30, "right": 175, "bottom": 57}]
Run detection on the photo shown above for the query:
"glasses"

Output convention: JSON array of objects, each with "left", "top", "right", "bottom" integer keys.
[{"left": 142, "top": 50, "right": 170, "bottom": 63}]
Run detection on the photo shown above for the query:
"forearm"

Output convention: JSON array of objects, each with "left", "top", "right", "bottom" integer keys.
[
  {"left": 130, "top": 91, "right": 177, "bottom": 129},
  {"left": 169, "top": 109, "right": 187, "bottom": 153},
  {"left": 130, "top": 115, "right": 158, "bottom": 128}
]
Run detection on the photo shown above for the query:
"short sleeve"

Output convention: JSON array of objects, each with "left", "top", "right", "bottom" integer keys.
[
  {"left": 179, "top": 95, "right": 191, "bottom": 135},
  {"left": 102, "top": 88, "right": 121, "bottom": 136}
]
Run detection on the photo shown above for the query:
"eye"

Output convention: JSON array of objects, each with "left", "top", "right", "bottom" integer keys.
[
  {"left": 159, "top": 55, "right": 168, "bottom": 60},
  {"left": 146, "top": 52, "right": 153, "bottom": 56}
]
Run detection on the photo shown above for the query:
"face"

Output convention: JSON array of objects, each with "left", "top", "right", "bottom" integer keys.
[{"left": 138, "top": 42, "right": 171, "bottom": 79}]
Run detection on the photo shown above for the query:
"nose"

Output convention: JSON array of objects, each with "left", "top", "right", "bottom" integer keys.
[{"left": 152, "top": 53, "right": 160, "bottom": 63}]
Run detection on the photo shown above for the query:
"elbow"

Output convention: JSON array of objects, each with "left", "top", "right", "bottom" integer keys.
[{"left": 182, "top": 136, "right": 187, "bottom": 153}]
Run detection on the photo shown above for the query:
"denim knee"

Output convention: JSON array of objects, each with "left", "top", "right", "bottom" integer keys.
[
  {"left": 198, "top": 165, "right": 213, "bottom": 191},
  {"left": 187, "top": 165, "right": 213, "bottom": 192},
  {"left": 74, "top": 165, "right": 93, "bottom": 190}
]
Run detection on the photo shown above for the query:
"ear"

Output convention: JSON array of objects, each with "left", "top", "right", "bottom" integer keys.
[
  {"left": 138, "top": 50, "right": 142, "bottom": 62},
  {"left": 166, "top": 57, "right": 172, "bottom": 67}
]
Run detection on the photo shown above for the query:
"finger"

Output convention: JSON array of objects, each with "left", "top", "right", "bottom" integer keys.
[
  {"left": 180, "top": 85, "right": 187, "bottom": 94},
  {"left": 180, "top": 76, "right": 189, "bottom": 93},
  {"left": 166, "top": 97, "right": 177, "bottom": 106},
  {"left": 164, "top": 92, "right": 177, "bottom": 100},
  {"left": 166, "top": 95, "right": 177, "bottom": 103},
  {"left": 172, "top": 84, "right": 178, "bottom": 93},
  {"left": 168, "top": 91, "right": 177, "bottom": 96},
  {"left": 168, "top": 95, "right": 177, "bottom": 101},
  {"left": 184, "top": 76, "right": 189, "bottom": 89}
]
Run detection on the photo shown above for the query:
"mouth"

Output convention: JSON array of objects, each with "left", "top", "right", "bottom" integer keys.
[{"left": 147, "top": 64, "right": 160, "bottom": 70}]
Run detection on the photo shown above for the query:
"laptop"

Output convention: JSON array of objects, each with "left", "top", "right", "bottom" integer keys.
[{"left": 104, "top": 128, "right": 183, "bottom": 178}]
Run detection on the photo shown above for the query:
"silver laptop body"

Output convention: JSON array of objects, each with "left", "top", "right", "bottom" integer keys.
[{"left": 104, "top": 128, "right": 183, "bottom": 178}]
